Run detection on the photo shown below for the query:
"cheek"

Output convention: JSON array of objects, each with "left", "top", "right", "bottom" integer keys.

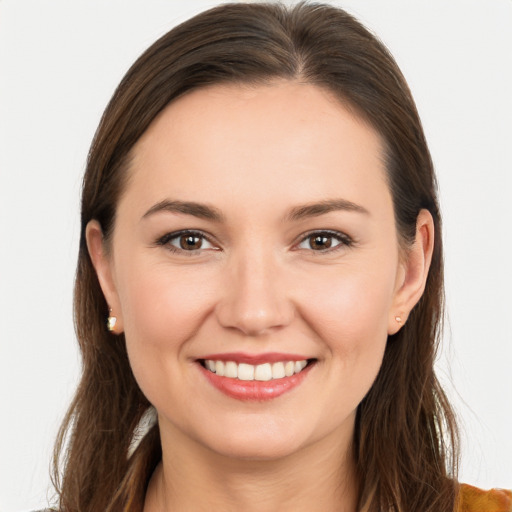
[
  {"left": 300, "top": 265, "right": 395, "bottom": 344},
  {"left": 115, "top": 260, "right": 219, "bottom": 361},
  {"left": 295, "top": 260, "right": 396, "bottom": 397},
  {"left": 115, "top": 261, "right": 223, "bottom": 414}
]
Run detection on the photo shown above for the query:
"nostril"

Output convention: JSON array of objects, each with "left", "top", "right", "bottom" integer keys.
[
  {"left": 214, "top": 266, "right": 295, "bottom": 335},
  {"left": 215, "top": 301, "right": 295, "bottom": 337}
]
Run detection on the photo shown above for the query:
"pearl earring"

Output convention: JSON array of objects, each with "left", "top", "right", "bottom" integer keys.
[
  {"left": 395, "top": 315, "right": 402, "bottom": 324},
  {"left": 107, "top": 308, "right": 117, "bottom": 332}
]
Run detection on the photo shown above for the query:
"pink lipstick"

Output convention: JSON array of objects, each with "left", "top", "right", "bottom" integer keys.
[{"left": 197, "top": 353, "right": 315, "bottom": 401}]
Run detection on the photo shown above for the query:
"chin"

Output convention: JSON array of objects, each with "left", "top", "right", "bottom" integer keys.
[
  {"left": 210, "top": 435, "right": 304, "bottom": 461},
  {"left": 193, "top": 418, "right": 314, "bottom": 461}
]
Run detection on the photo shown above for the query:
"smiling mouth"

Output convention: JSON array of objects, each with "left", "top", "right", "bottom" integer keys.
[{"left": 199, "top": 359, "right": 315, "bottom": 381}]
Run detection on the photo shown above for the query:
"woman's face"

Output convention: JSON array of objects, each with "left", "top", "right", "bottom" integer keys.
[{"left": 88, "top": 81, "right": 429, "bottom": 460}]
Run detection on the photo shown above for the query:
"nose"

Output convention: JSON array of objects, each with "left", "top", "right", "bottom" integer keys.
[{"left": 215, "top": 248, "right": 295, "bottom": 336}]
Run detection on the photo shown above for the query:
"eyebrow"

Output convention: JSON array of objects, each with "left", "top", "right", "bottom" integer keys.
[
  {"left": 285, "top": 198, "right": 370, "bottom": 221},
  {"left": 142, "top": 197, "right": 369, "bottom": 223},
  {"left": 142, "top": 200, "right": 225, "bottom": 222}
]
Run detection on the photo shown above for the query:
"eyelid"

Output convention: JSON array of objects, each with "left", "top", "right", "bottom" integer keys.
[
  {"left": 294, "top": 229, "right": 354, "bottom": 252},
  {"left": 155, "top": 228, "right": 353, "bottom": 254},
  {"left": 156, "top": 229, "right": 220, "bottom": 253}
]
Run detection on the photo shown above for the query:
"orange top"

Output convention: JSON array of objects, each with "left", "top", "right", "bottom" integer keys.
[{"left": 458, "top": 484, "right": 512, "bottom": 512}]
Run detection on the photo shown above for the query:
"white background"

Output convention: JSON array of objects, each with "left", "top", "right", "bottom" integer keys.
[{"left": 1, "top": 1, "right": 511, "bottom": 510}]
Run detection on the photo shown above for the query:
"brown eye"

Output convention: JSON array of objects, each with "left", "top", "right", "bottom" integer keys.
[
  {"left": 179, "top": 234, "right": 203, "bottom": 250},
  {"left": 296, "top": 231, "right": 351, "bottom": 252},
  {"left": 309, "top": 234, "right": 333, "bottom": 250},
  {"left": 157, "top": 230, "right": 216, "bottom": 252}
]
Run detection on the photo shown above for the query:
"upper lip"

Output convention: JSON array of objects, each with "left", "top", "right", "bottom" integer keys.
[{"left": 198, "top": 352, "right": 313, "bottom": 365}]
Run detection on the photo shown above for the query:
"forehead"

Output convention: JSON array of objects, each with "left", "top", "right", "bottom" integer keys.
[{"left": 123, "top": 81, "right": 390, "bottom": 217}]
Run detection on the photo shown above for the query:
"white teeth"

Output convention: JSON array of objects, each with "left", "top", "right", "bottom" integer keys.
[
  {"left": 294, "top": 360, "right": 307, "bottom": 373},
  {"left": 238, "top": 363, "right": 255, "bottom": 381},
  {"left": 225, "top": 361, "right": 238, "bottom": 378},
  {"left": 215, "top": 360, "right": 225, "bottom": 377},
  {"left": 284, "top": 361, "right": 295, "bottom": 377},
  {"left": 254, "top": 363, "right": 272, "bottom": 381},
  {"left": 272, "top": 362, "right": 286, "bottom": 379},
  {"left": 204, "top": 359, "right": 310, "bottom": 381}
]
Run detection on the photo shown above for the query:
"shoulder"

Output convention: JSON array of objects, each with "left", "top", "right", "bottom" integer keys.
[{"left": 458, "top": 483, "right": 512, "bottom": 512}]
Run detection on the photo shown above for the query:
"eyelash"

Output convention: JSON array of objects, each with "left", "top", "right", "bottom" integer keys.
[
  {"left": 296, "top": 230, "right": 354, "bottom": 253},
  {"left": 156, "top": 230, "right": 217, "bottom": 255},
  {"left": 155, "top": 229, "right": 354, "bottom": 254}
]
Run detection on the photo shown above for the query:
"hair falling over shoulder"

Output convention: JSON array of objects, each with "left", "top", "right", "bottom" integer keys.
[{"left": 52, "top": 3, "right": 459, "bottom": 511}]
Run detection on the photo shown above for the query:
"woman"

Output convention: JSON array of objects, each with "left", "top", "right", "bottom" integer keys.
[{"left": 43, "top": 2, "right": 511, "bottom": 511}]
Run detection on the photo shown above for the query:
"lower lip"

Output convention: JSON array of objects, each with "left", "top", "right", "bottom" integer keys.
[{"left": 198, "top": 362, "right": 314, "bottom": 401}]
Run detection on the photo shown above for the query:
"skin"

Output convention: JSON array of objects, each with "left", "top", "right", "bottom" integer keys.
[{"left": 87, "top": 81, "right": 434, "bottom": 512}]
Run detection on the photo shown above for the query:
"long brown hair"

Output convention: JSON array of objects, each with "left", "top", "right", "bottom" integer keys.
[{"left": 52, "top": 2, "right": 459, "bottom": 511}]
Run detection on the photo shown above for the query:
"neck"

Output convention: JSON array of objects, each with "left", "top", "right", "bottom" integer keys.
[{"left": 144, "top": 420, "right": 358, "bottom": 512}]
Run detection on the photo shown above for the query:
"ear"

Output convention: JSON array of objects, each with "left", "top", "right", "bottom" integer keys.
[
  {"left": 86, "top": 220, "right": 124, "bottom": 334},
  {"left": 388, "top": 209, "right": 435, "bottom": 335}
]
